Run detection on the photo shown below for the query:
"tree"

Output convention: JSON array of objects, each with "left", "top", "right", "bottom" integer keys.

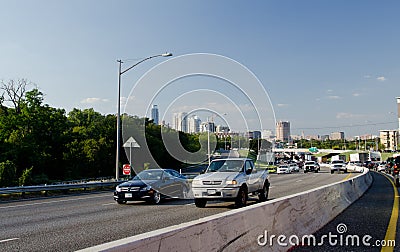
[
  {"left": 0, "top": 79, "right": 31, "bottom": 114},
  {"left": 63, "top": 108, "right": 116, "bottom": 179}
]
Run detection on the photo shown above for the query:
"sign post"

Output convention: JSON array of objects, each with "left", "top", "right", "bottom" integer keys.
[{"left": 123, "top": 137, "right": 140, "bottom": 175}]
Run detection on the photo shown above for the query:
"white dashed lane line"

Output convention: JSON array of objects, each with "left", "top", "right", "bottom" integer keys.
[{"left": 0, "top": 238, "right": 20, "bottom": 244}]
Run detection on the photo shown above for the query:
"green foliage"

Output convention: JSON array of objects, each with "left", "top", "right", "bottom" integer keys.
[
  {"left": 19, "top": 167, "right": 33, "bottom": 186},
  {"left": 0, "top": 161, "right": 17, "bottom": 187}
]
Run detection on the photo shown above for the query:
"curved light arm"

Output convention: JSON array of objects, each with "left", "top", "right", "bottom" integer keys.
[{"left": 120, "top": 53, "right": 172, "bottom": 75}]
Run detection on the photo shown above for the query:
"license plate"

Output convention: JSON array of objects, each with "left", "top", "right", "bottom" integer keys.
[
  {"left": 125, "top": 193, "right": 132, "bottom": 198},
  {"left": 207, "top": 189, "right": 216, "bottom": 195}
]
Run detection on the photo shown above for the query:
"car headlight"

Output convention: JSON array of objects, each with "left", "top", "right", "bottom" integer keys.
[
  {"left": 116, "top": 186, "right": 121, "bottom": 192},
  {"left": 226, "top": 180, "right": 238, "bottom": 185},
  {"left": 192, "top": 180, "right": 201, "bottom": 186},
  {"left": 141, "top": 185, "right": 152, "bottom": 191}
]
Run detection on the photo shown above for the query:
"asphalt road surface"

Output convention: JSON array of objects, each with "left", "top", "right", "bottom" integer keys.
[{"left": 0, "top": 167, "right": 357, "bottom": 251}]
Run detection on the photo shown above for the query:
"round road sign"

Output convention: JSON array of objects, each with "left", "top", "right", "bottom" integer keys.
[{"left": 122, "top": 164, "right": 131, "bottom": 176}]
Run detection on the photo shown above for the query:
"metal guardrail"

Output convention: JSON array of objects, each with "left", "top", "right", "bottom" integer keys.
[{"left": 0, "top": 181, "right": 121, "bottom": 195}]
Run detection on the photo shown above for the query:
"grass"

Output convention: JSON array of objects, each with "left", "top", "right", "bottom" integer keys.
[{"left": 382, "top": 152, "right": 400, "bottom": 161}]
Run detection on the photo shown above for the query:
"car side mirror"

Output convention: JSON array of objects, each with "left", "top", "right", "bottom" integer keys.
[{"left": 246, "top": 168, "right": 252, "bottom": 175}]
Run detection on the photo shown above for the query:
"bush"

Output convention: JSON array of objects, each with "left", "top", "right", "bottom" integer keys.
[{"left": 19, "top": 167, "right": 33, "bottom": 186}]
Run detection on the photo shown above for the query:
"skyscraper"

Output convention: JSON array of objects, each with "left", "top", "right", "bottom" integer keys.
[
  {"left": 188, "top": 115, "right": 201, "bottom": 133},
  {"left": 276, "top": 121, "right": 290, "bottom": 142},
  {"left": 330, "top": 131, "right": 345, "bottom": 140},
  {"left": 151, "top": 105, "right": 159, "bottom": 125},
  {"left": 173, "top": 112, "right": 188, "bottom": 132}
]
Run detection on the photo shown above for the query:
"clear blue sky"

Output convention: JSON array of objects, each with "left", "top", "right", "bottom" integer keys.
[{"left": 1, "top": 0, "right": 399, "bottom": 137}]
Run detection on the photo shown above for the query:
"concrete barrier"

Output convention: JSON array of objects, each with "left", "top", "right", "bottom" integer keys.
[{"left": 79, "top": 170, "right": 372, "bottom": 252}]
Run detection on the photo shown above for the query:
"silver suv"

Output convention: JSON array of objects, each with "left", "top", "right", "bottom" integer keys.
[{"left": 192, "top": 158, "right": 270, "bottom": 208}]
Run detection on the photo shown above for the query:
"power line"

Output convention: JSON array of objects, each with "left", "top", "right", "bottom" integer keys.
[{"left": 292, "top": 121, "right": 398, "bottom": 131}]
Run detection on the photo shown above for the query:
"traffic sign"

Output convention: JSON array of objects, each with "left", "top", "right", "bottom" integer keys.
[
  {"left": 122, "top": 164, "right": 131, "bottom": 176},
  {"left": 123, "top": 137, "right": 140, "bottom": 148},
  {"left": 123, "top": 137, "right": 140, "bottom": 176}
]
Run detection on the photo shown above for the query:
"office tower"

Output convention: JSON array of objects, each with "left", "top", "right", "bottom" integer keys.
[
  {"left": 151, "top": 105, "right": 159, "bottom": 125},
  {"left": 276, "top": 121, "right": 290, "bottom": 142}
]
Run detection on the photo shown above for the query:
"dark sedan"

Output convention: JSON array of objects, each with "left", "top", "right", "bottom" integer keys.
[{"left": 114, "top": 169, "right": 190, "bottom": 204}]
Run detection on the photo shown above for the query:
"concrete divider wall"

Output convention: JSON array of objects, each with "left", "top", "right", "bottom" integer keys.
[{"left": 80, "top": 170, "right": 372, "bottom": 252}]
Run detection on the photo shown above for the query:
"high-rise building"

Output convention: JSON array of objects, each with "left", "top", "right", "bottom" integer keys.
[
  {"left": 173, "top": 112, "right": 188, "bottom": 132},
  {"left": 276, "top": 121, "right": 290, "bottom": 142},
  {"left": 216, "top": 125, "right": 230, "bottom": 134},
  {"left": 330, "top": 131, "right": 345, "bottom": 140},
  {"left": 380, "top": 130, "right": 398, "bottom": 151},
  {"left": 261, "top": 130, "right": 274, "bottom": 140},
  {"left": 188, "top": 115, "right": 201, "bottom": 133},
  {"left": 200, "top": 121, "right": 215, "bottom": 132},
  {"left": 151, "top": 105, "right": 159, "bottom": 125}
]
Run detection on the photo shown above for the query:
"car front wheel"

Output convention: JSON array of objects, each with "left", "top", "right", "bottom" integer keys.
[
  {"left": 235, "top": 186, "right": 248, "bottom": 207},
  {"left": 148, "top": 191, "right": 161, "bottom": 204}
]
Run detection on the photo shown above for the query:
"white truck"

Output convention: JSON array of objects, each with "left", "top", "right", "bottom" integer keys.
[
  {"left": 330, "top": 159, "right": 347, "bottom": 174},
  {"left": 192, "top": 158, "right": 270, "bottom": 208}
]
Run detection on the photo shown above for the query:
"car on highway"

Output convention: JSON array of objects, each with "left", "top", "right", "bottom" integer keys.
[
  {"left": 191, "top": 158, "right": 270, "bottom": 208},
  {"left": 114, "top": 168, "right": 190, "bottom": 204},
  {"left": 304, "top": 161, "right": 320, "bottom": 173},
  {"left": 289, "top": 163, "right": 300, "bottom": 172},
  {"left": 346, "top": 161, "right": 364, "bottom": 173},
  {"left": 393, "top": 156, "right": 400, "bottom": 187},
  {"left": 330, "top": 160, "right": 347, "bottom": 174},
  {"left": 277, "top": 164, "right": 291, "bottom": 174},
  {"left": 266, "top": 166, "right": 277, "bottom": 174},
  {"left": 377, "top": 162, "right": 387, "bottom": 172}
]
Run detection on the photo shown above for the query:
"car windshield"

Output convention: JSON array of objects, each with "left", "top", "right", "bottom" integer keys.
[
  {"left": 134, "top": 170, "right": 163, "bottom": 180},
  {"left": 206, "top": 160, "right": 244, "bottom": 173}
]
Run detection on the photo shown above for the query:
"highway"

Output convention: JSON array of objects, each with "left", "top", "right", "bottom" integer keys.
[{"left": 0, "top": 168, "right": 356, "bottom": 252}]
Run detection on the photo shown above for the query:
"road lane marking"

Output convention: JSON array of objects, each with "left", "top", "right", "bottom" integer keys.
[
  {"left": 0, "top": 194, "right": 109, "bottom": 209},
  {"left": 0, "top": 238, "right": 19, "bottom": 243},
  {"left": 102, "top": 202, "right": 116, "bottom": 206},
  {"left": 342, "top": 173, "right": 352, "bottom": 181},
  {"left": 381, "top": 173, "right": 398, "bottom": 252}
]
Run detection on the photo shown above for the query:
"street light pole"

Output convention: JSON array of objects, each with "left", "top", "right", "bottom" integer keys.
[{"left": 116, "top": 53, "right": 172, "bottom": 180}]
